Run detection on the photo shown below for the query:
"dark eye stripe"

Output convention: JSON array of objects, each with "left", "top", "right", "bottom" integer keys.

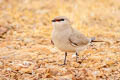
[
  {"left": 52, "top": 19, "right": 64, "bottom": 22},
  {"left": 60, "top": 19, "right": 64, "bottom": 21}
]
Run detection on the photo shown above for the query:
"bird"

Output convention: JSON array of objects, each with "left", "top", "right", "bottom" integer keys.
[{"left": 51, "top": 16, "right": 101, "bottom": 65}]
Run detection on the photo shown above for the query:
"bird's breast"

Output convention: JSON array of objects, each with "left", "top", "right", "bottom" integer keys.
[{"left": 52, "top": 29, "right": 76, "bottom": 52}]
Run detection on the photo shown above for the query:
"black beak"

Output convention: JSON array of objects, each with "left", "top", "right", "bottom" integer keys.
[{"left": 52, "top": 19, "right": 56, "bottom": 22}]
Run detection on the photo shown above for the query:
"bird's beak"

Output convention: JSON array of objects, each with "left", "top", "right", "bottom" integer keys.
[{"left": 52, "top": 19, "right": 56, "bottom": 22}]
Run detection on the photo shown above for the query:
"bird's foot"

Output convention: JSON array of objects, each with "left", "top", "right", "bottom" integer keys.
[{"left": 58, "top": 63, "right": 66, "bottom": 66}]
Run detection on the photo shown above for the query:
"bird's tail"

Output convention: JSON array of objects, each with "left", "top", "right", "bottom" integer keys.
[
  {"left": 90, "top": 37, "right": 105, "bottom": 42},
  {"left": 91, "top": 37, "right": 95, "bottom": 42}
]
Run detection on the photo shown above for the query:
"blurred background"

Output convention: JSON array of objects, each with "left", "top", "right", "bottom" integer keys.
[
  {"left": 0, "top": 0, "right": 120, "bottom": 79},
  {"left": 0, "top": 0, "right": 120, "bottom": 40}
]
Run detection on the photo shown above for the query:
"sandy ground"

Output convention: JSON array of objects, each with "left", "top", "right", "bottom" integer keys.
[{"left": 0, "top": 0, "right": 120, "bottom": 80}]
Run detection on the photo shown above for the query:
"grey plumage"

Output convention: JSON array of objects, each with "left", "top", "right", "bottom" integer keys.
[{"left": 51, "top": 16, "right": 96, "bottom": 65}]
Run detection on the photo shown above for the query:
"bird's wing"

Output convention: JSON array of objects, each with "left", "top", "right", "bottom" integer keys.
[{"left": 69, "top": 29, "right": 90, "bottom": 47}]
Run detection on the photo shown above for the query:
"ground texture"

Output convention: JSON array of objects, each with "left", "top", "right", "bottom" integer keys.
[{"left": 0, "top": 0, "right": 120, "bottom": 80}]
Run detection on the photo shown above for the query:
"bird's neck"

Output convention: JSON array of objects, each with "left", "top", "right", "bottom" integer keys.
[{"left": 53, "top": 24, "right": 72, "bottom": 32}]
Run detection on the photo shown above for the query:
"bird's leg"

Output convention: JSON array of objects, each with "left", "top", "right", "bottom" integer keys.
[
  {"left": 63, "top": 52, "right": 67, "bottom": 65},
  {"left": 76, "top": 52, "right": 79, "bottom": 62}
]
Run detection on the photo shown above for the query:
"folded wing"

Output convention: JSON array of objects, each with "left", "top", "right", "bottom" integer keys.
[{"left": 69, "top": 29, "right": 90, "bottom": 47}]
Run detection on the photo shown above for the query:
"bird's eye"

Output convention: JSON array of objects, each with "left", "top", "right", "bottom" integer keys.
[{"left": 60, "top": 19, "right": 64, "bottom": 21}]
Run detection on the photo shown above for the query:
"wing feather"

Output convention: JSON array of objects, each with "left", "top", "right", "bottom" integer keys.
[{"left": 69, "top": 29, "right": 90, "bottom": 46}]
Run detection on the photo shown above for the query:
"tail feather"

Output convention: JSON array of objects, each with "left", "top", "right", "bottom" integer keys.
[
  {"left": 91, "top": 37, "right": 95, "bottom": 42},
  {"left": 90, "top": 37, "right": 106, "bottom": 43}
]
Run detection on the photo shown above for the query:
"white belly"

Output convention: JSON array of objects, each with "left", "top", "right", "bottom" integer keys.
[{"left": 54, "top": 40, "right": 76, "bottom": 52}]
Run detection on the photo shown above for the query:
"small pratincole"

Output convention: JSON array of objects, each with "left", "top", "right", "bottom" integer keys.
[{"left": 51, "top": 16, "right": 98, "bottom": 65}]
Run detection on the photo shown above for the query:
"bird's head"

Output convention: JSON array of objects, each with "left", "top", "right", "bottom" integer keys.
[{"left": 51, "top": 16, "right": 71, "bottom": 29}]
